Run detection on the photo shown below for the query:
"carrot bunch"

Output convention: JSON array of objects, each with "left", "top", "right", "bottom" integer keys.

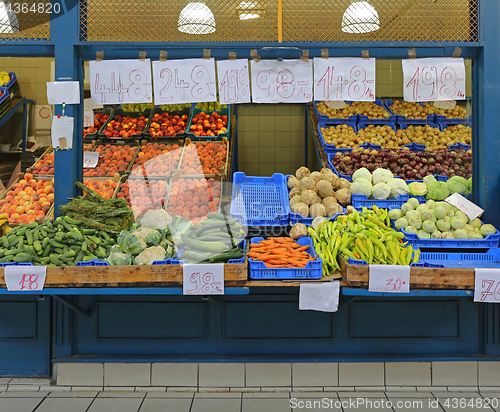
[{"left": 248, "top": 237, "right": 316, "bottom": 268}]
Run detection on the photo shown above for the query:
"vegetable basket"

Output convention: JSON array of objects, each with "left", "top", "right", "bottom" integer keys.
[{"left": 317, "top": 122, "right": 365, "bottom": 154}]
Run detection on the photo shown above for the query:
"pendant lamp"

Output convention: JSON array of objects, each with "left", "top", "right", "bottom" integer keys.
[
  {"left": 341, "top": 1, "right": 380, "bottom": 34},
  {"left": 178, "top": 1, "right": 216, "bottom": 34},
  {"left": 0, "top": 1, "right": 19, "bottom": 34}
]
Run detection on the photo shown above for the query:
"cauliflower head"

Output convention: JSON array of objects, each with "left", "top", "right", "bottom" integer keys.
[
  {"left": 138, "top": 209, "right": 173, "bottom": 231},
  {"left": 135, "top": 246, "right": 167, "bottom": 265}
]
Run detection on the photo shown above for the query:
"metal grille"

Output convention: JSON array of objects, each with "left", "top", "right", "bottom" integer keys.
[
  {"left": 79, "top": 0, "right": 478, "bottom": 43},
  {"left": 0, "top": 1, "right": 50, "bottom": 41}
]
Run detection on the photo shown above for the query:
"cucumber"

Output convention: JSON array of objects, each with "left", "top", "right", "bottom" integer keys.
[
  {"left": 181, "top": 234, "right": 229, "bottom": 254},
  {"left": 25, "top": 230, "right": 33, "bottom": 245},
  {"left": 82, "top": 253, "right": 98, "bottom": 261},
  {"left": 180, "top": 250, "right": 212, "bottom": 262},
  {"left": 61, "top": 250, "right": 76, "bottom": 259},
  {"left": 42, "top": 237, "right": 50, "bottom": 249},
  {"left": 75, "top": 251, "right": 84, "bottom": 264},
  {"left": 87, "top": 235, "right": 101, "bottom": 245},
  {"left": 100, "top": 231, "right": 111, "bottom": 242},
  {"left": 81, "top": 228, "right": 96, "bottom": 235},
  {"left": 49, "top": 255, "right": 64, "bottom": 265},
  {"left": 42, "top": 244, "right": 51, "bottom": 257},
  {"left": 5, "top": 248, "right": 26, "bottom": 256},
  {"left": 13, "top": 253, "right": 33, "bottom": 262},
  {"left": 209, "top": 250, "right": 244, "bottom": 263},
  {"left": 24, "top": 222, "right": 38, "bottom": 229},
  {"left": 0, "top": 256, "right": 13, "bottom": 263},
  {"left": 49, "top": 239, "right": 65, "bottom": 248},
  {"left": 33, "top": 229, "right": 39, "bottom": 242},
  {"left": 1, "top": 237, "right": 8, "bottom": 248},
  {"left": 206, "top": 213, "right": 238, "bottom": 223},
  {"left": 94, "top": 246, "right": 106, "bottom": 258},
  {"left": 64, "top": 216, "right": 83, "bottom": 225}
]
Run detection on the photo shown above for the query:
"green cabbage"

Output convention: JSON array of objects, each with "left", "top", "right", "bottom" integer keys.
[
  {"left": 372, "top": 168, "right": 394, "bottom": 185},
  {"left": 107, "top": 252, "right": 134, "bottom": 266},
  {"left": 408, "top": 182, "right": 427, "bottom": 197},
  {"left": 445, "top": 176, "right": 468, "bottom": 195},
  {"left": 350, "top": 178, "right": 372, "bottom": 197},
  {"left": 423, "top": 175, "right": 437, "bottom": 185},
  {"left": 425, "top": 181, "right": 450, "bottom": 201},
  {"left": 118, "top": 231, "right": 147, "bottom": 255},
  {"left": 371, "top": 182, "right": 391, "bottom": 200},
  {"left": 386, "top": 178, "right": 409, "bottom": 199},
  {"left": 352, "top": 167, "right": 372, "bottom": 183}
]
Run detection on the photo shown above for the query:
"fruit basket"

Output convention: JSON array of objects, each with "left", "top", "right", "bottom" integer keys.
[
  {"left": 83, "top": 108, "right": 113, "bottom": 141},
  {"left": 317, "top": 122, "right": 365, "bottom": 154},
  {"left": 186, "top": 108, "right": 230, "bottom": 140},
  {"left": 129, "top": 141, "right": 184, "bottom": 179},
  {"left": 313, "top": 101, "right": 358, "bottom": 124},
  {"left": 143, "top": 107, "right": 191, "bottom": 140},
  {"left": 83, "top": 143, "right": 139, "bottom": 177},
  {"left": 355, "top": 99, "right": 397, "bottom": 124},
  {"left": 356, "top": 123, "right": 413, "bottom": 151},
  {"left": 248, "top": 236, "right": 322, "bottom": 279},
  {"left": 118, "top": 176, "right": 170, "bottom": 220},
  {"left": 385, "top": 99, "right": 434, "bottom": 124},
  {"left": 0, "top": 86, "right": 12, "bottom": 119},
  {"left": 98, "top": 109, "right": 151, "bottom": 141},
  {"left": 230, "top": 172, "right": 289, "bottom": 227},
  {"left": 177, "top": 139, "right": 229, "bottom": 179}
]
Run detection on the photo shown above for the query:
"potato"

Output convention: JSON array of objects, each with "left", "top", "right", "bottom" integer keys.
[
  {"left": 323, "top": 173, "right": 340, "bottom": 190},
  {"left": 322, "top": 196, "right": 338, "bottom": 207},
  {"left": 335, "top": 188, "right": 351, "bottom": 206},
  {"left": 289, "top": 223, "right": 308, "bottom": 240},
  {"left": 326, "top": 203, "right": 344, "bottom": 217},
  {"left": 296, "top": 166, "right": 311, "bottom": 180},
  {"left": 289, "top": 195, "right": 302, "bottom": 207},
  {"left": 310, "top": 203, "right": 326, "bottom": 218},
  {"left": 287, "top": 175, "right": 300, "bottom": 190},
  {"left": 289, "top": 187, "right": 301, "bottom": 199},
  {"left": 316, "top": 180, "right": 334, "bottom": 198},
  {"left": 291, "top": 202, "right": 309, "bottom": 218},
  {"left": 301, "top": 190, "right": 317, "bottom": 206},
  {"left": 309, "top": 171, "right": 322, "bottom": 184},
  {"left": 299, "top": 177, "right": 315, "bottom": 191}
]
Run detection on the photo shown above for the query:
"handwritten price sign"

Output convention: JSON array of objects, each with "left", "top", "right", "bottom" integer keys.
[
  {"left": 369, "top": 264, "right": 410, "bottom": 293},
  {"left": 216, "top": 59, "right": 250, "bottom": 105},
  {"left": 83, "top": 110, "right": 93, "bottom": 128},
  {"left": 250, "top": 59, "right": 313, "bottom": 103},
  {"left": 402, "top": 57, "right": 466, "bottom": 102},
  {"left": 4, "top": 266, "right": 47, "bottom": 292},
  {"left": 313, "top": 57, "right": 376, "bottom": 101},
  {"left": 183, "top": 263, "right": 224, "bottom": 295},
  {"left": 474, "top": 269, "right": 500, "bottom": 303},
  {"left": 83, "top": 152, "right": 99, "bottom": 169},
  {"left": 152, "top": 58, "right": 217, "bottom": 105},
  {"left": 89, "top": 59, "right": 153, "bottom": 105}
]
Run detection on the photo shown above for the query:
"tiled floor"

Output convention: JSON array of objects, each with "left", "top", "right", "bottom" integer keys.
[{"left": 0, "top": 388, "right": 499, "bottom": 412}]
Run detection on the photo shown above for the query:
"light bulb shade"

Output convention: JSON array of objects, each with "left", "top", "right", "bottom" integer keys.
[
  {"left": 178, "top": 2, "right": 216, "bottom": 34},
  {"left": 342, "top": 1, "right": 380, "bottom": 34},
  {"left": 0, "top": 2, "right": 19, "bottom": 34}
]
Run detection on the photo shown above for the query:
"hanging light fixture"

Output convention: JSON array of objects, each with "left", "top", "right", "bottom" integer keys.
[
  {"left": 341, "top": 1, "right": 380, "bottom": 34},
  {"left": 178, "top": 0, "right": 216, "bottom": 35},
  {"left": 0, "top": 1, "right": 19, "bottom": 34}
]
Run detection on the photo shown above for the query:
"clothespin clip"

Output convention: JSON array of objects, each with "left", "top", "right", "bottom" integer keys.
[
  {"left": 159, "top": 51, "right": 168, "bottom": 62},
  {"left": 250, "top": 49, "right": 260, "bottom": 62},
  {"left": 408, "top": 48, "right": 416, "bottom": 59},
  {"left": 229, "top": 52, "right": 237, "bottom": 61},
  {"left": 452, "top": 47, "right": 462, "bottom": 58},
  {"left": 321, "top": 48, "right": 329, "bottom": 59},
  {"left": 301, "top": 50, "right": 309, "bottom": 63},
  {"left": 362, "top": 50, "right": 370, "bottom": 60},
  {"left": 139, "top": 52, "right": 147, "bottom": 61},
  {"left": 203, "top": 49, "right": 211, "bottom": 60},
  {"left": 62, "top": 102, "right": 66, "bottom": 117},
  {"left": 96, "top": 51, "right": 104, "bottom": 62}
]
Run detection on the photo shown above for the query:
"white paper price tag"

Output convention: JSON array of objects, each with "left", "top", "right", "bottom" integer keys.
[
  {"left": 445, "top": 193, "right": 483, "bottom": 221},
  {"left": 369, "top": 265, "right": 410, "bottom": 293},
  {"left": 402, "top": 58, "right": 466, "bottom": 102},
  {"left": 299, "top": 281, "right": 340, "bottom": 312},
  {"left": 89, "top": 59, "right": 153, "bottom": 105},
  {"left": 83, "top": 152, "right": 99, "bottom": 168},
  {"left": 51, "top": 116, "right": 74, "bottom": 149},
  {"left": 325, "top": 100, "right": 347, "bottom": 109},
  {"left": 183, "top": 263, "right": 224, "bottom": 295},
  {"left": 434, "top": 100, "right": 457, "bottom": 110},
  {"left": 216, "top": 59, "right": 250, "bottom": 105},
  {"left": 4, "top": 266, "right": 47, "bottom": 291},
  {"left": 474, "top": 269, "right": 500, "bottom": 302},
  {"left": 83, "top": 110, "right": 93, "bottom": 127},
  {"left": 152, "top": 58, "right": 217, "bottom": 105},
  {"left": 250, "top": 59, "right": 313, "bottom": 103},
  {"left": 313, "top": 57, "right": 376, "bottom": 101},
  {"left": 46, "top": 81, "right": 80, "bottom": 105}
]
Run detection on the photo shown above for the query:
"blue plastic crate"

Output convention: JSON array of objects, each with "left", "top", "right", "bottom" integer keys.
[
  {"left": 385, "top": 99, "right": 435, "bottom": 124},
  {"left": 249, "top": 236, "right": 322, "bottom": 279},
  {"left": 6, "top": 72, "right": 21, "bottom": 98},
  {"left": 186, "top": 108, "right": 230, "bottom": 140},
  {"left": 457, "top": 142, "right": 472, "bottom": 150},
  {"left": 313, "top": 101, "right": 358, "bottom": 124},
  {"left": 327, "top": 154, "right": 354, "bottom": 181},
  {"left": 356, "top": 123, "right": 413, "bottom": 151},
  {"left": 356, "top": 99, "right": 397, "bottom": 124},
  {"left": 152, "top": 258, "right": 181, "bottom": 265},
  {"left": 434, "top": 114, "right": 472, "bottom": 125},
  {"left": 317, "top": 122, "right": 364, "bottom": 154},
  {"left": 351, "top": 193, "right": 410, "bottom": 210},
  {"left": 230, "top": 172, "right": 289, "bottom": 227},
  {"left": 347, "top": 257, "right": 424, "bottom": 267},
  {"left": 75, "top": 259, "right": 110, "bottom": 266},
  {"left": 175, "top": 240, "right": 246, "bottom": 264},
  {"left": 0, "top": 262, "right": 33, "bottom": 267},
  {"left": 285, "top": 175, "right": 346, "bottom": 225},
  {"left": 420, "top": 249, "right": 500, "bottom": 269}
]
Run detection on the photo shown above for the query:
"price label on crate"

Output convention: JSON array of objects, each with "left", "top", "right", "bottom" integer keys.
[
  {"left": 445, "top": 193, "right": 483, "bottom": 221},
  {"left": 474, "top": 269, "right": 500, "bottom": 302},
  {"left": 83, "top": 152, "right": 99, "bottom": 169},
  {"left": 183, "top": 263, "right": 224, "bottom": 295},
  {"left": 313, "top": 57, "right": 376, "bottom": 102},
  {"left": 250, "top": 59, "right": 313, "bottom": 103},
  {"left": 369, "top": 265, "right": 410, "bottom": 293},
  {"left": 5, "top": 266, "right": 47, "bottom": 292},
  {"left": 89, "top": 59, "right": 153, "bottom": 105},
  {"left": 434, "top": 100, "right": 457, "bottom": 110},
  {"left": 83, "top": 110, "right": 93, "bottom": 127},
  {"left": 216, "top": 59, "right": 250, "bottom": 105},
  {"left": 402, "top": 58, "right": 466, "bottom": 102},
  {"left": 152, "top": 58, "right": 217, "bottom": 105}
]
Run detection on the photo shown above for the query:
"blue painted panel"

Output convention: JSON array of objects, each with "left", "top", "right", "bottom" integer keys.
[
  {"left": 0, "top": 302, "right": 37, "bottom": 340},
  {"left": 350, "top": 301, "right": 459, "bottom": 339},
  {"left": 96, "top": 302, "right": 207, "bottom": 340},
  {"left": 223, "top": 302, "right": 333, "bottom": 339}
]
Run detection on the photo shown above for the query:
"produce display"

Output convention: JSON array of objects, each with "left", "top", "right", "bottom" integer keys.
[
  {"left": 195, "top": 102, "right": 228, "bottom": 111},
  {"left": 83, "top": 112, "right": 109, "bottom": 136},
  {"left": 330, "top": 148, "right": 472, "bottom": 180},
  {"left": 287, "top": 167, "right": 350, "bottom": 218},
  {"left": 179, "top": 141, "right": 227, "bottom": 175},
  {"left": 350, "top": 167, "right": 409, "bottom": 200},
  {"left": 83, "top": 179, "right": 118, "bottom": 199},
  {"left": 397, "top": 124, "right": 471, "bottom": 149},
  {"left": 389, "top": 101, "right": 429, "bottom": 119},
  {"left": 101, "top": 114, "right": 148, "bottom": 138},
  {"left": 27, "top": 152, "right": 54, "bottom": 175},
  {"left": 130, "top": 142, "right": 182, "bottom": 177},
  {"left": 408, "top": 175, "right": 471, "bottom": 200},
  {"left": 422, "top": 102, "right": 468, "bottom": 119},
  {"left": 189, "top": 111, "right": 228, "bottom": 137},
  {"left": 120, "top": 178, "right": 168, "bottom": 219},
  {"left": 248, "top": 237, "right": 316, "bottom": 268},
  {"left": 165, "top": 177, "right": 221, "bottom": 224},
  {"left": 316, "top": 101, "right": 391, "bottom": 119},
  {"left": 83, "top": 144, "right": 138, "bottom": 177},
  {"left": 389, "top": 198, "right": 496, "bottom": 240},
  {"left": 147, "top": 111, "right": 189, "bottom": 137},
  {"left": 319, "top": 124, "right": 361, "bottom": 149},
  {"left": 305, "top": 205, "right": 419, "bottom": 274}
]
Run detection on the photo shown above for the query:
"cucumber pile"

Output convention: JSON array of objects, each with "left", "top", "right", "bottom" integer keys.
[
  {"left": 0, "top": 216, "right": 116, "bottom": 266},
  {"left": 179, "top": 213, "right": 246, "bottom": 263}
]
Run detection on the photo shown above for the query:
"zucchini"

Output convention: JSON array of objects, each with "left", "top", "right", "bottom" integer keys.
[
  {"left": 206, "top": 213, "right": 238, "bottom": 223},
  {"left": 5, "top": 248, "right": 26, "bottom": 256},
  {"left": 209, "top": 250, "right": 244, "bottom": 263},
  {"left": 181, "top": 234, "right": 228, "bottom": 254},
  {"left": 49, "top": 239, "right": 65, "bottom": 248},
  {"left": 180, "top": 250, "right": 212, "bottom": 262},
  {"left": 64, "top": 216, "right": 83, "bottom": 225},
  {"left": 1, "top": 237, "right": 8, "bottom": 248},
  {"left": 25, "top": 230, "right": 33, "bottom": 245}
]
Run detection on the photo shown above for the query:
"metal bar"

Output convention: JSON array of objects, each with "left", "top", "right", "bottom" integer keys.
[
  {"left": 342, "top": 287, "right": 473, "bottom": 297},
  {"left": 0, "top": 44, "right": 53, "bottom": 57},
  {"left": 304, "top": 103, "right": 308, "bottom": 167},
  {"left": 277, "top": 0, "right": 282, "bottom": 43},
  {"left": 0, "top": 97, "right": 27, "bottom": 128},
  {"left": 233, "top": 104, "right": 239, "bottom": 172},
  {"left": 52, "top": 295, "right": 92, "bottom": 317},
  {"left": 0, "top": 287, "right": 250, "bottom": 295}
]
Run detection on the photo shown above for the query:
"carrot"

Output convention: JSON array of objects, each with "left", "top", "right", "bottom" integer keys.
[
  {"left": 257, "top": 255, "right": 287, "bottom": 262},
  {"left": 295, "top": 245, "right": 310, "bottom": 252},
  {"left": 268, "top": 259, "right": 288, "bottom": 265},
  {"left": 247, "top": 252, "right": 261, "bottom": 259}
]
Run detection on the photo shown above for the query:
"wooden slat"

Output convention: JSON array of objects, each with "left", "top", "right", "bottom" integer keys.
[{"left": 339, "top": 256, "right": 475, "bottom": 290}]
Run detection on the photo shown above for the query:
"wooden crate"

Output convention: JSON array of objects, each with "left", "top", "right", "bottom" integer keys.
[
  {"left": 339, "top": 256, "right": 475, "bottom": 290},
  {"left": 178, "top": 138, "right": 229, "bottom": 180}
]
